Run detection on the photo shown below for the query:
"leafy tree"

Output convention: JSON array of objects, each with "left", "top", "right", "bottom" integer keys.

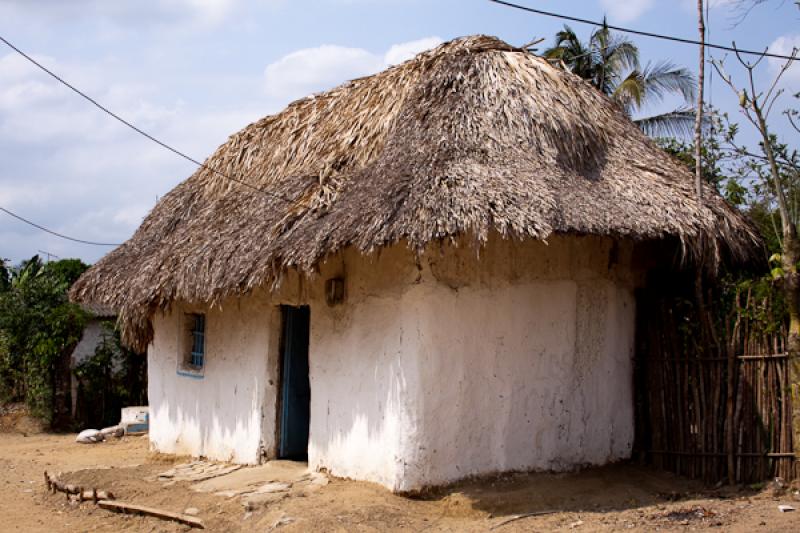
[
  {"left": 658, "top": 107, "right": 794, "bottom": 260},
  {"left": 46, "top": 258, "right": 91, "bottom": 287},
  {"left": 0, "top": 255, "right": 147, "bottom": 428},
  {"left": 543, "top": 21, "right": 697, "bottom": 137},
  {"left": 0, "top": 259, "right": 10, "bottom": 293},
  {"left": 722, "top": 129, "right": 799, "bottom": 258},
  {"left": 11, "top": 255, "right": 44, "bottom": 288},
  {"left": 657, "top": 106, "right": 788, "bottom": 259},
  {"left": 712, "top": 48, "right": 800, "bottom": 451},
  {"left": 656, "top": 109, "right": 753, "bottom": 204},
  {"left": 0, "top": 257, "right": 89, "bottom": 424},
  {"left": 73, "top": 322, "right": 147, "bottom": 428},
  {"left": 659, "top": 137, "right": 724, "bottom": 192}
]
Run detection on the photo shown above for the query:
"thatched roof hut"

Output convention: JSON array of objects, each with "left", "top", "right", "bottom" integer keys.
[{"left": 72, "top": 35, "right": 757, "bottom": 351}]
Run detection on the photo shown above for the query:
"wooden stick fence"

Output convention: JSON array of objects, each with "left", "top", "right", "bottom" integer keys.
[{"left": 635, "top": 285, "right": 797, "bottom": 484}]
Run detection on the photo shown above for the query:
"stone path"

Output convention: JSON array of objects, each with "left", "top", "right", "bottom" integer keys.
[{"left": 156, "top": 459, "right": 329, "bottom": 511}]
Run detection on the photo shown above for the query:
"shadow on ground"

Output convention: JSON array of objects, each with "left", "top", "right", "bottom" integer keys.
[{"left": 417, "top": 462, "right": 720, "bottom": 518}]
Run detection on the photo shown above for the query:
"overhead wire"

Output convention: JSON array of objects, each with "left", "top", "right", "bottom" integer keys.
[
  {"left": 0, "top": 34, "right": 301, "bottom": 207},
  {"left": 0, "top": 206, "right": 122, "bottom": 246},
  {"left": 0, "top": 33, "right": 306, "bottom": 248},
  {"left": 488, "top": 0, "right": 799, "bottom": 61}
]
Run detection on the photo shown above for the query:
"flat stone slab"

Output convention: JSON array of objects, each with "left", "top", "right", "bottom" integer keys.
[
  {"left": 191, "top": 460, "right": 312, "bottom": 494},
  {"left": 255, "top": 482, "right": 291, "bottom": 494},
  {"left": 156, "top": 461, "right": 242, "bottom": 484},
  {"left": 243, "top": 491, "right": 289, "bottom": 511}
]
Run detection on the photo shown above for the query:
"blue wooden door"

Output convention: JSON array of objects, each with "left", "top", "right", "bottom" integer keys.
[{"left": 279, "top": 306, "right": 310, "bottom": 460}]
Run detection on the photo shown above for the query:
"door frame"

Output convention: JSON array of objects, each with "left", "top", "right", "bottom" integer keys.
[{"left": 275, "top": 304, "right": 311, "bottom": 460}]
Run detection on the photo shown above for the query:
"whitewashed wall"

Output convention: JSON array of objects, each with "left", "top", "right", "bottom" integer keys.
[
  {"left": 307, "top": 236, "right": 638, "bottom": 491},
  {"left": 148, "top": 295, "right": 279, "bottom": 463},
  {"left": 146, "top": 234, "right": 639, "bottom": 491},
  {"left": 306, "top": 246, "right": 423, "bottom": 489}
]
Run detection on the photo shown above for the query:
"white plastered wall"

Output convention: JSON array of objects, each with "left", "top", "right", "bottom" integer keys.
[
  {"left": 146, "top": 234, "right": 639, "bottom": 491},
  {"left": 147, "top": 294, "right": 280, "bottom": 464},
  {"left": 305, "top": 245, "right": 423, "bottom": 489},
  {"left": 307, "top": 235, "right": 638, "bottom": 491}
]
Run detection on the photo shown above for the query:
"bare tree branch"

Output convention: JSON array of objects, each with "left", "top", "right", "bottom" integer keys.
[
  {"left": 787, "top": 108, "right": 800, "bottom": 134},
  {"left": 729, "top": 0, "right": 799, "bottom": 27}
]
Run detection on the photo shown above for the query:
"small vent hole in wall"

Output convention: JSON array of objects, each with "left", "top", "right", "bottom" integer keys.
[{"left": 325, "top": 277, "right": 345, "bottom": 306}]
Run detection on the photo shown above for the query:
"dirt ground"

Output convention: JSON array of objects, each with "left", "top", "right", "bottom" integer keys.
[{"left": 1, "top": 414, "right": 798, "bottom": 532}]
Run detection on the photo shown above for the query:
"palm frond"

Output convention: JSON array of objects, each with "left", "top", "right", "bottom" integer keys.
[
  {"left": 605, "top": 39, "right": 639, "bottom": 75},
  {"left": 640, "top": 61, "right": 697, "bottom": 105},
  {"left": 589, "top": 18, "right": 611, "bottom": 52},
  {"left": 634, "top": 107, "right": 697, "bottom": 138},
  {"left": 544, "top": 26, "right": 581, "bottom": 58},
  {"left": 543, "top": 25, "right": 597, "bottom": 80},
  {"left": 611, "top": 70, "right": 645, "bottom": 113}
]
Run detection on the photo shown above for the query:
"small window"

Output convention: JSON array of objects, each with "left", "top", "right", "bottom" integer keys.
[
  {"left": 178, "top": 312, "right": 206, "bottom": 376},
  {"left": 189, "top": 313, "right": 205, "bottom": 368}
]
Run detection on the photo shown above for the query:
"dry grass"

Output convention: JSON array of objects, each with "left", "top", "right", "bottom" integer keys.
[{"left": 70, "top": 35, "right": 760, "bottom": 351}]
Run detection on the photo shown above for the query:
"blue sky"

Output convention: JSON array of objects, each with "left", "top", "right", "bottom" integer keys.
[{"left": 1, "top": 0, "right": 798, "bottom": 264}]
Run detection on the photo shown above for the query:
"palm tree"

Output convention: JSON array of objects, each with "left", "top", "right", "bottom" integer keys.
[{"left": 543, "top": 22, "right": 697, "bottom": 138}]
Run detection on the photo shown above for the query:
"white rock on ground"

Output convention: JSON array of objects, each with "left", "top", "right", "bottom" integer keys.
[
  {"left": 100, "top": 425, "right": 124, "bottom": 438},
  {"left": 75, "top": 429, "right": 104, "bottom": 444}
]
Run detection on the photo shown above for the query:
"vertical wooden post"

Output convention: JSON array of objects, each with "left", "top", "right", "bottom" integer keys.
[
  {"left": 694, "top": 0, "right": 705, "bottom": 201},
  {"left": 726, "top": 334, "right": 736, "bottom": 484}
]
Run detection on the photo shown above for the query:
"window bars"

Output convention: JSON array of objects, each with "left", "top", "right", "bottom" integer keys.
[{"left": 190, "top": 314, "right": 205, "bottom": 368}]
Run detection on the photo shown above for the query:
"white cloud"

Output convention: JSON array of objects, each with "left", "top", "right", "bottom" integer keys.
[
  {"left": 0, "top": 0, "right": 243, "bottom": 28},
  {"left": 169, "top": 0, "right": 238, "bottom": 25},
  {"left": 599, "top": 0, "right": 655, "bottom": 23},
  {"left": 263, "top": 36, "right": 442, "bottom": 103},
  {"left": 0, "top": 53, "right": 54, "bottom": 82},
  {"left": 0, "top": 48, "right": 264, "bottom": 263},
  {"left": 768, "top": 34, "right": 800, "bottom": 86},
  {"left": 0, "top": 53, "right": 175, "bottom": 144},
  {"left": 384, "top": 36, "right": 443, "bottom": 65},
  {"left": 264, "top": 45, "right": 384, "bottom": 100}
]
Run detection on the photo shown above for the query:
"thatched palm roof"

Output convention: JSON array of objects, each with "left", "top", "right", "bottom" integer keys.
[{"left": 71, "top": 35, "right": 759, "bottom": 350}]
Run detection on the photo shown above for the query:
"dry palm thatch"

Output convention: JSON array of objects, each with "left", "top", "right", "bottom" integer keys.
[{"left": 71, "top": 35, "right": 760, "bottom": 351}]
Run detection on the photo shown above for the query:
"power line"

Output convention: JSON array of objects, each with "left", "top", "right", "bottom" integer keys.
[
  {"left": 0, "top": 34, "right": 300, "bottom": 207},
  {"left": 0, "top": 33, "right": 308, "bottom": 249},
  {"left": 1, "top": 206, "right": 122, "bottom": 246},
  {"left": 38, "top": 249, "right": 60, "bottom": 262},
  {"left": 488, "top": 0, "right": 799, "bottom": 61}
]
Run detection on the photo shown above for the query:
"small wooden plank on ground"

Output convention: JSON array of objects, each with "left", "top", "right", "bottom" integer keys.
[{"left": 98, "top": 500, "right": 205, "bottom": 529}]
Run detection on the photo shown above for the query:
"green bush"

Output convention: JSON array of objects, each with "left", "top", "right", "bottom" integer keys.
[
  {"left": 0, "top": 256, "right": 88, "bottom": 425},
  {"left": 73, "top": 321, "right": 147, "bottom": 428}
]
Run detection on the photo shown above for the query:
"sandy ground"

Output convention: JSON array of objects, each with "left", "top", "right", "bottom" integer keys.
[{"left": 1, "top": 416, "right": 799, "bottom": 531}]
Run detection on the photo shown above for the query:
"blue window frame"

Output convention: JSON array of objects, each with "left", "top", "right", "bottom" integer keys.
[{"left": 189, "top": 313, "right": 205, "bottom": 368}]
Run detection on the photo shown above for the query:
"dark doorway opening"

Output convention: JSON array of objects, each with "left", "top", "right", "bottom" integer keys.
[{"left": 278, "top": 305, "right": 311, "bottom": 460}]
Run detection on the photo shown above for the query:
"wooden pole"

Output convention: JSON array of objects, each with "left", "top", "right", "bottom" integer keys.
[{"left": 694, "top": 0, "right": 705, "bottom": 201}]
